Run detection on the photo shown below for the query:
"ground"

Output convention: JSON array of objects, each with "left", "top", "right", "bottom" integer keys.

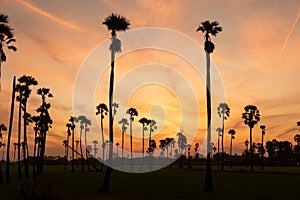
[{"left": 0, "top": 165, "right": 299, "bottom": 199}]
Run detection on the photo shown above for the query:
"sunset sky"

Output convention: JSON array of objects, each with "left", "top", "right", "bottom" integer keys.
[{"left": 1, "top": 0, "right": 300, "bottom": 158}]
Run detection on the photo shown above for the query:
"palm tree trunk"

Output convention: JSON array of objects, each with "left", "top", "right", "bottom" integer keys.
[
  {"left": 99, "top": 35, "right": 115, "bottom": 193},
  {"left": 221, "top": 116, "right": 225, "bottom": 171},
  {"left": 23, "top": 101, "right": 29, "bottom": 178},
  {"left": 121, "top": 131, "right": 124, "bottom": 169},
  {"left": 32, "top": 128, "right": 37, "bottom": 175},
  {"left": 130, "top": 118, "right": 133, "bottom": 171},
  {"left": 79, "top": 128, "right": 84, "bottom": 172},
  {"left": 84, "top": 127, "right": 91, "bottom": 171},
  {"left": 217, "top": 136, "right": 220, "bottom": 169},
  {"left": 72, "top": 128, "right": 75, "bottom": 172},
  {"left": 230, "top": 137, "right": 233, "bottom": 169},
  {"left": 6, "top": 76, "right": 16, "bottom": 184},
  {"left": 250, "top": 127, "right": 254, "bottom": 172},
  {"left": 261, "top": 133, "right": 264, "bottom": 170},
  {"left": 17, "top": 93, "right": 22, "bottom": 179},
  {"left": 142, "top": 125, "right": 144, "bottom": 158},
  {"left": 204, "top": 52, "right": 213, "bottom": 191},
  {"left": 101, "top": 118, "right": 105, "bottom": 162}
]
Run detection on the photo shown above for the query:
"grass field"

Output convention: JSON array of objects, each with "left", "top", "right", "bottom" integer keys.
[{"left": 0, "top": 165, "right": 300, "bottom": 199}]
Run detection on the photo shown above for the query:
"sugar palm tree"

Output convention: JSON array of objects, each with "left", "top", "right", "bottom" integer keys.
[
  {"left": 64, "top": 123, "right": 72, "bottom": 170},
  {"left": 0, "top": 13, "right": 17, "bottom": 91},
  {"left": 96, "top": 103, "right": 108, "bottom": 162},
  {"left": 115, "top": 142, "right": 119, "bottom": 157},
  {"left": 197, "top": 20, "right": 222, "bottom": 191},
  {"left": 228, "top": 129, "right": 236, "bottom": 169},
  {"left": 148, "top": 120, "right": 157, "bottom": 148},
  {"left": 36, "top": 87, "right": 53, "bottom": 174},
  {"left": 138, "top": 117, "right": 150, "bottom": 159},
  {"left": 77, "top": 115, "right": 89, "bottom": 172},
  {"left": 69, "top": 116, "right": 77, "bottom": 172},
  {"left": 99, "top": 13, "right": 130, "bottom": 193},
  {"left": 93, "top": 140, "right": 98, "bottom": 158},
  {"left": 217, "top": 103, "right": 230, "bottom": 171},
  {"left": 294, "top": 134, "right": 300, "bottom": 147},
  {"left": 83, "top": 117, "right": 91, "bottom": 171},
  {"left": 242, "top": 105, "right": 260, "bottom": 172},
  {"left": 216, "top": 127, "right": 222, "bottom": 169},
  {"left": 31, "top": 115, "right": 40, "bottom": 175},
  {"left": 5, "top": 76, "right": 16, "bottom": 183},
  {"left": 126, "top": 107, "right": 138, "bottom": 170},
  {"left": 118, "top": 118, "right": 129, "bottom": 166},
  {"left": 18, "top": 75, "right": 38, "bottom": 177},
  {"left": 260, "top": 125, "right": 266, "bottom": 170}
]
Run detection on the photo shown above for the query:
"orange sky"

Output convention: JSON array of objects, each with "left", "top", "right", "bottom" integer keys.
[{"left": 1, "top": 0, "right": 300, "bottom": 158}]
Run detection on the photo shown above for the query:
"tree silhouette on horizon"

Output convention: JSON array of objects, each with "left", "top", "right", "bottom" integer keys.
[
  {"left": 242, "top": 105, "right": 260, "bottom": 172},
  {"left": 217, "top": 103, "right": 230, "bottom": 171},
  {"left": 197, "top": 20, "right": 222, "bottom": 191},
  {"left": 99, "top": 13, "right": 130, "bottom": 193}
]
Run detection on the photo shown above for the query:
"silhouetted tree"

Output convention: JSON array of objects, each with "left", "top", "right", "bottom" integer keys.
[
  {"left": 197, "top": 20, "right": 222, "bottom": 191},
  {"left": 216, "top": 127, "right": 222, "bottom": 169},
  {"left": 93, "top": 140, "right": 99, "bottom": 158},
  {"left": 115, "top": 142, "right": 119, "bottom": 157},
  {"left": 69, "top": 116, "right": 77, "bottom": 172},
  {"left": 31, "top": 115, "right": 40, "bottom": 175},
  {"left": 118, "top": 118, "right": 129, "bottom": 163},
  {"left": 0, "top": 13, "right": 17, "bottom": 91},
  {"left": 5, "top": 76, "right": 16, "bottom": 183},
  {"left": 96, "top": 103, "right": 108, "bottom": 162},
  {"left": 228, "top": 129, "right": 236, "bottom": 169},
  {"left": 99, "top": 13, "right": 130, "bottom": 193},
  {"left": 77, "top": 115, "right": 90, "bottom": 172},
  {"left": 260, "top": 125, "right": 266, "bottom": 170},
  {"left": 126, "top": 107, "right": 138, "bottom": 171},
  {"left": 139, "top": 117, "right": 150, "bottom": 159},
  {"left": 36, "top": 87, "right": 53, "bottom": 175},
  {"left": 176, "top": 132, "right": 187, "bottom": 154},
  {"left": 242, "top": 105, "right": 260, "bottom": 172},
  {"left": 217, "top": 103, "right": 230, "bottom": 170},
  {"left": 64, "top": 122, "right": 72, "bottom": 170},
  {"left": 148, "top": 120, "right": 157, "bottom": 148}
]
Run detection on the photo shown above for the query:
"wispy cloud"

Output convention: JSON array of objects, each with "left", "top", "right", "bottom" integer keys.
[
  {"left": 280, "top": 8, "right": 300, "bottom": 55},
  {"left": 17, "top": 0, "right": 82, "bottom": 31}
]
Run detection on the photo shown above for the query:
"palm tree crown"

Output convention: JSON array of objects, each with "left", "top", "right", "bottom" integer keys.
[
  {"left": 242, "top": 105, "right": 260, "bottom": 128},
  {"left": 103, "top": 13, "right": 130, "bottom": 36},
  {"left": 217, "top": 103, "right": 230, "bottom": 119},
  {"left": 196, "top": 20, "right": 222, "bottom": 53}
]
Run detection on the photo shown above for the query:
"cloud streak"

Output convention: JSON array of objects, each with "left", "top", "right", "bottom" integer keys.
[
  {"left": 280, "top": 8, "right": 300, "bottom": 56},
  {"left": 17, "top": 0, "right": 82, "bottom": 31}
]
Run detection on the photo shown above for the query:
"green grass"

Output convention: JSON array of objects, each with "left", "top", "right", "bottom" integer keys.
[{"left": 0, "top": 165, "right": 300, "bottom": 199}]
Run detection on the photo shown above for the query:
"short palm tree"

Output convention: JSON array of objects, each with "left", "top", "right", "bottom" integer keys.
[
  {"left": 77, "top": 115, "right": 89, "bottom": 172},
  {"left": 294, "top": 134, "right": 300, "bottom": 147},
  {"left": 242, "top": 105, "right": 260, "bottom": 172},
  {"left": 148, "top": 120, "right": 157, "bottom": 148},
  {"left": 0, "top": 13, "right": 17, "bottom": 91},
  {"left": 96, "top": 103, "right": 108, "bottom": 162},
  {"left": 93, "top": 140, "right": 99, "bottom": 158},
  {"left": 126, "top": 107, "right": 138, "bottom": 166},
  {"left": 69, "top": 116, "right": 77, "bottom": 172},
  {"left": 216, "top": 127, "right": 222, "bottom": 169},
  {"left": 260, "top": 125, "right": 266, "bottom": 170},
  {"left": 197, "top": 20, "right": 222, "bottom": 191},
  {"left": 138, "top": 117, "right": 150, "bottom": 158},
  {"left": 99, "top": 13, "right": 130, "bottom": 193},
  {"left": 118, "top": 118, "right": 129, "bottom": 163},
  {"left": 115, "top": 142, "right": 120, "bottom": 157},
  {"left": 217, "top": 103, "right": 230, "bottom": 170},
  {"left": 228, "top": 129, "right": 236, "bottom": 169}
]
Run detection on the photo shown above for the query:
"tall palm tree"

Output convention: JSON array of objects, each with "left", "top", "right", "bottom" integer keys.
[
  {"left": 260, "top": 125, "right": 266, "bottom": 170},
  {"left": 99, "top": 13, "right": 130, "bottom": 193},
  {"left": 216, "top": 127, "right": 222, "bottom": 169},
  {"left": 31, "top": 115, "right": 40, "bottom": 175},
  {"left": 118, "top": 118, "right": 129, "bottom": 167},
  {"left": 96, "top": 103, "right": 108, "bottom": 162},
  {"left": 126, "top": 107, "right": 138, "bottom": 171},
  {"left": 77, "top": 115, "right": 89, "bottom": 172},
  {"left": 36, "top": 87, "right": 53, "bottom": 175},
  {"left": 228, "top": 129, "right": 236, "bottom": 169},
  {"left": 197, "top": 20, "right": 222, "bottom": 191},
  {"left": 69, "top": 116, "right": 77, "bottom": 172},
  {"left": 5, "top": 76, "right": 16, "bottom": 183},
  {"left": 138, "top": 117, "right": 150, "bottom": 159},
  {"left": 242, "top": 105, "right": 260, "bottom": 172},
  {"left": 0, "top": 13, "right": 17, "bottom": 91},
  {"left": 83, "top": 117, "right": 91, "bottom": 171},
  {"left": 148, "top": 120, "right": 157, "bottom": 148},
  {"left": 217, "top": 103, "right": 230, "bottom": 170},
  {"left": 64, "top": 123, "right": 72, "bottom": 170},
  {"left": 18, "top": 75, "right": 38, "bottom": 178},
  {"left": 294, "top": 134, "right": 300, "bottom": 147}
]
